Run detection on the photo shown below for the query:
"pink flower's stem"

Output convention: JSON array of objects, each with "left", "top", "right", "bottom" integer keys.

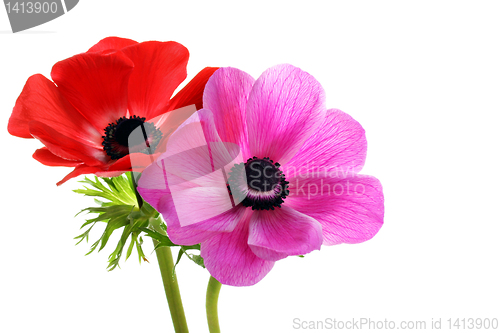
[{"left": 206, "top": 276, "right": 222, "bottom": 333}]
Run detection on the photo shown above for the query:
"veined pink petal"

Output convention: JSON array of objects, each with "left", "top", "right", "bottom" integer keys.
[
  {"left": 168, "top": 186, "right": 235, "bottom": 227},
  {"left": 196, "top": 110, "right": 245, "bottom": 177},
  {"left": 144, "top": 192, "right": 245, "bottom": 245},
  {"left": 285, "top": 109, "right": 367, "bottom": 177},
  {"left": 203, "top": 67, "right": 254, "bottom": 158},
  {"left": 163, "top": 109, "right": 242, "bottom": 180},
  {"left": 138, "top": 110, "right": 245, "bottom": 227},
  {"left": 139, "top": 150, "right": 231, "bottom": 230},
  {"left": 139, "top": 188, "right": 213, "bottom": 245},
  {"left": 137, "top": 152, "right": 173, "bottom": 194},
  {"left": 286, "top": 174, "right": 384, "bottom": 245},
  {"left": 248, "top": 206, "right": 323, "bottom": 261},
  {"left": 153, "top": 105, "right": 198, "bottom": 155},
  {"left": 163, "top": 123, "right": 217, "bottom": 183},
  {"left": 246, "top": 64, "right": 326, "bottom": 164},
  {"left": 201, "top": 210, "right": 275, "bottom": 286},
  {"left": 161, "top": 192, "right": 244, "bottom": 231}
]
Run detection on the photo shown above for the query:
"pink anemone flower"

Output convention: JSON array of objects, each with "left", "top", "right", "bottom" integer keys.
[{"left": 138, "top": 65, "right": 384, "bottom": 286}]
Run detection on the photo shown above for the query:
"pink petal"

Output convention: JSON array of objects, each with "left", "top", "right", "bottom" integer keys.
[
  {"left": 138, "top": 182, "right": 244, "bottom": 245},
  {"left": 138, "top": 183, "right": 212, "bottom": 245},
  {"left": 248, "top": 206, "right": 322, "bottom": 261},
  {"left": 163, "top": 110, "right": 242, "bottom": 180},
  {"left": 121, "top": 41, "right": 189, "bottom": 119},
  {"left": 161, "top": 109, "right": 243, "bottom": 186},
  {"left": 167, "top": 185, "right": 236, "bottom": 227},
  {"left": 201, "top": 211, "right": 275, "bottom": 286},
  {"left": 51, "top": 50, "right": 134, "bottom": 133},
  {"left": 159, "top": 194, "right": 246, "bottom": 244},
  {"left": 137, "top": 153, "right": 173, "bottom": 195},
  {"left": 285, "top": 109, "right": 367, "bottom": 177},
  {"left": 246, "top": 64, "right": 326, "bottom": 164},
  {"left": 138, "top": 110, "right": 244, "bottom": 228},
  {"left": 286, "top": 174, "right": 384, "bottom": 245},
  {"left": 203, "top": 67, "right": 254, "bottom": 158}
]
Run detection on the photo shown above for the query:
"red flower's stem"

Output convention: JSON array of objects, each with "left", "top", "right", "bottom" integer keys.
[
  {"left": 206, "top": 276, "right": 222, "bottom": 333},
  {"left": 153, "top": 224, "right": 190, "bottom": 333},
  {"left": 128, "top": 173, "right": 189, "bottom": 333}
]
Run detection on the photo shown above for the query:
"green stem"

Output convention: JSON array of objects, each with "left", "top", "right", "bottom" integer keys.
[
  {"left": 127, "top": 172, "right": 188, "bottom": 331},
  {"left": 153, "top": 232, "right": 189, "bottom": 333},
  {"left": 206, "top": 276, "right": 222, "bottom": 333},
  {"left": 127, "top": 172, "right": 143, "bottom": 208}
]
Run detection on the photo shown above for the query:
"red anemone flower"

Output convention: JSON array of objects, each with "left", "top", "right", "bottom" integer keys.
[{"left": 8, "top": 37, "right": 218, "bottom": 185}]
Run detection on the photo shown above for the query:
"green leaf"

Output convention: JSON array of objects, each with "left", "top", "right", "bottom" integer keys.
[
  {"left": 190, "top": 255, "right": 205, "bottom": 268},
  {"left": 140, "top": 227, "right": 176, "bottom": 248},
  {"left": 73, "top": 174, "right": 152, "bottom": 270},
  {"left": 175, "top": 246, "right": 205, "bottom": 270},
  {"left": 73, "top": 175, "right": 138, "bottom": 207},
  {"left": 173, "top": 248, "right": 184, "bottom": 274},
  {"left": 73, "top": 173, "right": 205, "bottom": 272}
]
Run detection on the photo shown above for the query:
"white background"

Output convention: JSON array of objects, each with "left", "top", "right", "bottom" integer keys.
[{"left": 1, "top": 1, "right": 499, "bottom": 332}]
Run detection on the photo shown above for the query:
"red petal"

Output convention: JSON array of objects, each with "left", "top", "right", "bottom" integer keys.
[
  {"left": 106, "top": 152, "right": 165, "bottom": 173},
  {"left": 87, "top": 37, "right": 138, "bottom": 53},
  {"left": 51, "top": 51, "right": 134, "bottom": 133},
  {"left": 169, "top": 67, "right": 219, "bottom": 111},
  {"left": 33, "top": 147, "right": 81, "bottom": 167},
  {"left": 29, "top": 121, "right": 107, "bottom": 166},
  {"left": 8, "top": 74, "right": 102, "bottom": 146},
  {"left": 57, "top": 165, "right": 105, "bottom": 186},
  {"left": 121, "top": 41, "right": 189, "bottom": 119}
]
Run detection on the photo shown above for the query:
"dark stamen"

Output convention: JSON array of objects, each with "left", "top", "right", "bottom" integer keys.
[
  {"left": 102, "top": 115, "right": 162, "bottom": 160},
  {"left": 227, "top": 157, "right": 289, "bottom": 210}
]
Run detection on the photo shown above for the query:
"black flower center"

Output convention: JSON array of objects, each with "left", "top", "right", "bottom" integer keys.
[
  {"left": 102, "top": 115, "right": 163, "bottom": 160},
  {"left": 227, "top": 157, "right": 289, "bottom": 210}
]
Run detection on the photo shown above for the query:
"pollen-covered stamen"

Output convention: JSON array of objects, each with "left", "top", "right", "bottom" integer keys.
[
  {"left": 102, "top": 115, "right": 163, "bottom": 160},
  {"left": 227, "top": 157, "right": 289, "bottom": 211}
]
